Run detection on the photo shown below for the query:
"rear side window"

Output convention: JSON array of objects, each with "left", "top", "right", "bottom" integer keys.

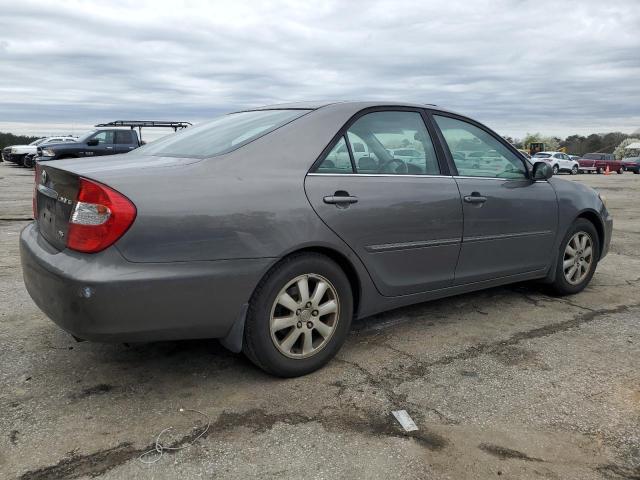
[
  {"left": 115, "top": 130, "right": 134, "bottom": 144},
  {"left": 434, "top": 115, "right": 527, "bottom": 179},
  {"left": 137, "top": 109, "right": 308, "bottom": 158},
  {"left": 317, "top": 137, "right": 354, "bottom": 173}
]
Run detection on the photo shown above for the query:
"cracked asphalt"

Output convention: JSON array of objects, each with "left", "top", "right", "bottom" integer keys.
[{"left": 1, "top": 162, "right": 639, "bottom": 479}]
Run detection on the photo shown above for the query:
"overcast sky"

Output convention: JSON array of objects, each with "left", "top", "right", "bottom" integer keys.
[{"left": 0, "top": 0, "right": 638, "bottom": 140}]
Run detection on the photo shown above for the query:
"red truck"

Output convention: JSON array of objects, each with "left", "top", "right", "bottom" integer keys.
[{"left": 578, "top": 153, "right": 624, "bottom": 174}]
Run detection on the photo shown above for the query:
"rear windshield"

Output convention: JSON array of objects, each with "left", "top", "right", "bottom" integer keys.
[
  {"left": 532, "top": 153, "right": 551, "bottom": 158},
  {"left": 137, "top": 109, "right": 309, "bottom": 158},
  {"left": 582, "top": 153, "right": 602, "bottom": 160}
]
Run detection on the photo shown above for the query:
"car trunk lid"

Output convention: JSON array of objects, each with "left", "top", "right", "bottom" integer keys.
[{"left": 35, "top": 164, "right": 80, "bottom": 250}]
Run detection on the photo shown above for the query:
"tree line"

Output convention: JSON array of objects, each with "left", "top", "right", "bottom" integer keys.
[
  {"left": 0, "top": 132, "right": 39, "bottom": 150},
  {"left": 504, "top": 131, "right": 640, "bottom": 157}
]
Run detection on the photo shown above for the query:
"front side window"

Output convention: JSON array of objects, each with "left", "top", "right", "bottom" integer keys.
[
  {"left": 92, "top": 131, "right": 114, "bottom": 144},
  {"left": 316, "top": 136, "right": 353, "bottom": 173},
  {"left": 345, "top": 111, "right": 440, "bottom": 175},
  {"left": 434, "top": 116, "right": 527, "bottom": 179},
  {"left": 136, "top": 109, "right": 308, "bottom": 158}
]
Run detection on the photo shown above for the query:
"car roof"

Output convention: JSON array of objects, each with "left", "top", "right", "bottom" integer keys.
[
  {"left": 239, "top": 100, "right": 459, "bottom": 115},
  {"left": 537, "top": 151, "right": 563, "bottom": 155}
]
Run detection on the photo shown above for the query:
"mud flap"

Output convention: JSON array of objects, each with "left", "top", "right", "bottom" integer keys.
[{"left": 219, "top": 303, "right": 248, "bottom": 353}]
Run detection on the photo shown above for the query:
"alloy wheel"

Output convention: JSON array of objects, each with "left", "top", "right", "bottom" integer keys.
[
  {"left": 269, "top": 274, "right": 340, "bottom": 359},
  {"left": 563, "top": 231, "right": 594, "bottom": 285}
]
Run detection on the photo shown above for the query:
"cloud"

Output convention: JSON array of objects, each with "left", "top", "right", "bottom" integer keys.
[{"left": 0, "top": 0, "right": 638, "bottom": 138}]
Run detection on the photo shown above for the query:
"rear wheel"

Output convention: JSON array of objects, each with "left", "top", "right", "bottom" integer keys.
[
  {"left": 243, "top": 253, "right": 353, "bottom": 377},
  {"left": 550, "top": 219, "right": 600, "bottom": 296},
  {"left": 617, "top": 167, "right": 623, "bottom": 174},
  {"left": 597, "top": 167, "right": 604, "bottom": 174}
]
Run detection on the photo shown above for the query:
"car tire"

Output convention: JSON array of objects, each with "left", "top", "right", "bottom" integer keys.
[
  {"left": 617, "top": 168, "right": 623, "bottom": 174},
  {"left": 597, "top": 167, "right": 604, "bottom": 174},
  {"left": 549, "top": 218, "right": 600, "bottom": 296},
  {"left": 552, "top": 165, "right": 559, "bottom": 175},
  {"left": 23, "top": 156, "right": 34, "bottom": 168},
  {"left": 634, "top": 170, "right": 639, "bottom": 175},
  {"left": 243, "top": 253, "right": 353, "bottom": 377},
  {"left": 571, "top": 165, "right": 578, "bottom": 175}
]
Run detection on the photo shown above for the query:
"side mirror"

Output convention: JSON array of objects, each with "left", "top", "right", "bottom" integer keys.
[
  {"left": 86, "top": 139, "right": 99, "bottom": 146},
  {"left": 532, "top": 161, "right": 553, "bottom": 180}
]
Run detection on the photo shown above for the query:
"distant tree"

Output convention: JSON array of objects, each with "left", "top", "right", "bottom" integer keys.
[
  {"left": 561, "top": 135, "right": 587, "bottom": 156},
  {"left": 613, "top": 137, "right": 640, "bottom": 159},
  {"left": 0, "top": 132, "right": 40, "bottom": 150},
  {"left": 585, "top": 134, "right": 604, "bottom": 153}
]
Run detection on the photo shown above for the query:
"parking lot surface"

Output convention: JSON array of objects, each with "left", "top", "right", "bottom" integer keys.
[{"left": 1, "top": 163, "right": 638, "bottom": 479}]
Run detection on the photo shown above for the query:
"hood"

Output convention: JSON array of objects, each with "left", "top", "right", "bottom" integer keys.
[{"left": 39, "top": 141, "right": 81, "bottom": 150}]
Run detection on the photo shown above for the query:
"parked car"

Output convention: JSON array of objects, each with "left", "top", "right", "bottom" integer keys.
[
  {"left": 7, "top": 136, "right": 77, "bottom": 167},
  {"left": 531, "top": 151, "right": 579, "bottom": 175},
  {"left": 578, "top": 153, "right": 624, "bottom": 174},
  {"left": 21, "top": 101, "right": 612, "bottom": 377},
  {"left": 36, "top": 128, "right": 142, "bottom": 161},
  {"left": 622, "top": 156, "right": 640, "bottom": 174},
  {"left": 2, "top": 138, "right": 46, "bottom": 164}
]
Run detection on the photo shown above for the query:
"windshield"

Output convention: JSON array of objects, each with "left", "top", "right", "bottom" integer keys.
[
  {"left": 532, "top": 153, "right": 551, "bottom": 158},
  {"left": 30, "top": 138, "right": 46, "bottom": 146},
  {"left": 137, "top": 109, "right": 309, "bottom": 158}
]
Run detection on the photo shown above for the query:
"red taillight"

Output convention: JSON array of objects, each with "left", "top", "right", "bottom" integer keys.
[
  {"left": 33, "top": 163, "right": 41, "bottom": 219},
  {"left": 67, "top": 178, "right": 136, "bottom": 253}
]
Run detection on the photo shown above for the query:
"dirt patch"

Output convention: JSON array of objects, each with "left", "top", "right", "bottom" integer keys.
[{"left": 479, "top": 443, "right": 543, "bottom": 462}]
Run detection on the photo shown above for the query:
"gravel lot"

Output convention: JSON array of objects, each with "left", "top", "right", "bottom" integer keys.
[{"left": 1, "top": 162, "right": 638, "bottom": 480}]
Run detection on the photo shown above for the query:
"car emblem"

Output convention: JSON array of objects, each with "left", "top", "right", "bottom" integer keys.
[{"left": 41, "top": 170, "right": 48, "bottom": 184}]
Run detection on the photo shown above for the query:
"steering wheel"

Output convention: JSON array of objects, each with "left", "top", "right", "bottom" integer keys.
[{"left": 380, "top": 158, "right": 408, "bottom": 174}]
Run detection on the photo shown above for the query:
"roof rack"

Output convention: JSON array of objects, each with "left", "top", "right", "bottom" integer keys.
[{"left": 94, "top": 120, "right": 192, "bottom": 142}]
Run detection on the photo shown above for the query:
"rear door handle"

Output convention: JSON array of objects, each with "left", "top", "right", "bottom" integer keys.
[
  {"left": 463, "top": 194, "right": 487, "bottom": 204},
  {"left": 323, "top": 195, "right": 358, "bottom": 205}
]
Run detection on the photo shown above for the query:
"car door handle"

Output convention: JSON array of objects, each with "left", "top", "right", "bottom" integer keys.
[
  {"left": 106, "top": 146, "right": 113, "bottom": 150},
  {"left": 323, "top": 195, "right": 358, "bottom": 205},
  {"left": 463, "top": 194, "right": 487, "bottom": 204}
]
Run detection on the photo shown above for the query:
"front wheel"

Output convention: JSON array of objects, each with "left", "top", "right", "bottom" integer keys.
[
  {"left": 552, "top": 165, "right": 559, "bottom": 175},
  {"left": 617, "top": 167, "right": 623, "bottom": 174},
  {"left": 550, "top": 219, "right": 600, "bottom": 296},
  {"left": 597, "top": 167, "right": 604, "bottom": 174},
  {"left": 571, "top": 165, "right": 578, "bottom": 175},
  {"left": 243, "top": 253, "right": 353, "bottom": 377}
]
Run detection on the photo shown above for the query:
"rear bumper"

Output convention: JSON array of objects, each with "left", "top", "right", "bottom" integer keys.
[{"left": 20, "top": 222, "right": 272, "bottom": 342}]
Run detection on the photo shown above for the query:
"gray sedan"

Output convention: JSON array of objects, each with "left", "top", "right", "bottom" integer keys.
[{"left": 21, "top": 101, "right": 612, "bottom": 377}]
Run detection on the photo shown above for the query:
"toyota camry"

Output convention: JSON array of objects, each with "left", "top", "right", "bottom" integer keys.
[{"left": 21, "top": 101, "right": 613, "bottom": 377}]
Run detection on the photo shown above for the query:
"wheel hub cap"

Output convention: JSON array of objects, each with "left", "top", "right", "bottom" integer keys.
[
  {"left": 563, "top": 231, "right": 594, "bottom": 285},
  {"left": 269, "top": 274, "right": 340, "bottom": 359}
]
